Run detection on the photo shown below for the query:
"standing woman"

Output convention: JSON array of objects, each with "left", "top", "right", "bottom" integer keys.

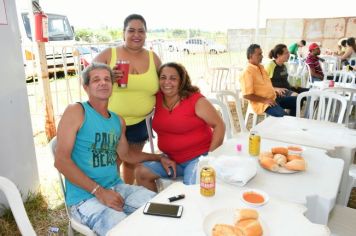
[{"left": 93, "top": 14, "right": 161, "bottom": 184}]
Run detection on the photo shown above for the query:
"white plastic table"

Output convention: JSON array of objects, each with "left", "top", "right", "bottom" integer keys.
[
  {"left": 207, "top": 134, "right": 344, "bottom": 225},
  {"left": 253, "top": 116, "right": 356, "bottom": 205},
  {"left": 107, "top": 182, "right": 330, "bottom": 236}
]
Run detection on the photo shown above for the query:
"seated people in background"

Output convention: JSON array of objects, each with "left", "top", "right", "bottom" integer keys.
[
  {"left": 335, "top": 38, "right": 347, "bottom": 56},
  {"left": 54, "top": 63, "right": 160, "bottom": 236},
  {"left": 135, "top": 62, "right": 225, "bottom": 192},
  {"left": 265, "top": 44, "right": 309, "bottom": 95},
  {"left": 305, "top": 43, "right": 325, "bottom": 82},
  {"left": 240, "top": 44, "right": 297, "bottom": 118},
  {"left": 339, "top": 37, "right": 356, "bottom": 66},
  {"left": 288, "top": 39, "right": 306, "bottom": 59}
]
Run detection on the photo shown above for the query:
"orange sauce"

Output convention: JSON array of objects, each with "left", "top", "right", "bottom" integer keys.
[
  {"left": 288, "top": 146, "right": 302, "bottom": 151},
  {"left": 243, "top": 192, "right": 264, "bottom": 204}
]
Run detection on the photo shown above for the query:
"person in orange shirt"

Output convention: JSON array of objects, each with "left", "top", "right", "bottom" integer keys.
[{"left": 240, "top": 44, "right": 297, "bottom": 117}]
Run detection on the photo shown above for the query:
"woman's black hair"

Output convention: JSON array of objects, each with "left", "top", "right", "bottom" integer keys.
[
  {"left": 123, "top": 14, "right": 147, "bottom": 31},
  {"left": 268, "top": 44, "right": 287, "bottom": 59}
]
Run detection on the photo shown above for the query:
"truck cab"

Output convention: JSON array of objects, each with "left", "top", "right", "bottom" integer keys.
[{"left": 19, "top": 12, "right": 76, "bottom": 79}]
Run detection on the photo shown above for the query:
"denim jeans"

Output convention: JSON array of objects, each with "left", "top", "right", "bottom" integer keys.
[
  {"left": 70, "top": 184, "right": 155, "bottom": 236},
  {"left": 143, "top": 153, "right": 208, "bottom": 185},
  {"left": 265, "top": 96, "right": 297, "bottom": 117}
]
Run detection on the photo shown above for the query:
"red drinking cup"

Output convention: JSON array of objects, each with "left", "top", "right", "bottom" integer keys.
[{"left": 116, "top": 60, "right": 129, "bottom": 88}]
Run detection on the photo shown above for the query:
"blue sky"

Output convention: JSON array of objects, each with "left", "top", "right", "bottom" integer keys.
[{"left": 16, "top": 0, "right": 356, "bottom": 31}]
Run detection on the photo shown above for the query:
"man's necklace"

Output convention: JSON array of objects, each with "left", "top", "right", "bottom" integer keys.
[{"left": 163, "top": 96, "right": 181, "bottom": 114}]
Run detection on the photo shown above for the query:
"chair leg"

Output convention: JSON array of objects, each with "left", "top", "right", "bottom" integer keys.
[
  {"left": 252, "top": 113, "right": 258, "bottom": 127},
  {"left": 67, "top": 223, "right": 74, "bottom": 236}
]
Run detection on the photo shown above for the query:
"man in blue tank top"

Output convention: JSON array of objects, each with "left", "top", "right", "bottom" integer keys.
[{"left": 54, "top": 63, "right": 161, "bottom": 236}]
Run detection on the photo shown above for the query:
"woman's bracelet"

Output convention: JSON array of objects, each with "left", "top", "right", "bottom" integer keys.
[{"left": 90, "top": 184, "right": 100, "bottom": 195}]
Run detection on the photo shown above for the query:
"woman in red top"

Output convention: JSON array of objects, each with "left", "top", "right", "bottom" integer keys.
[{"left": 135, "top": 62, "right": 225, "bottom": 191}]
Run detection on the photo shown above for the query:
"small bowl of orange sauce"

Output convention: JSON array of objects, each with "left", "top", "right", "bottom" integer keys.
[{"left": 241, "top": 189, "right": 269, "bottom": 207}]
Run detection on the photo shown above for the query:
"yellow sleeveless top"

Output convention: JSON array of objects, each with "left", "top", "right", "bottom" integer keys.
[{"left": 108, "top": 48, "right": 159, "bottom": 125}]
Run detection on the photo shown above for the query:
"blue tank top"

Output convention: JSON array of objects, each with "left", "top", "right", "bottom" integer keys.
[{"left": 66, "top": 102, "right": 123, "bottom": 206}]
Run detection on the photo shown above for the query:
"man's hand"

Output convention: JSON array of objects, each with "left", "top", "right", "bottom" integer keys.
[
  {"left": 95, "top": 187, "right": 124, "bottom": 211},
  {"left": 274, "top": 87, "right": 288, "bottom": 96},
  {"left": 160, "top": 156, "right": 177, "bottom": 178}
]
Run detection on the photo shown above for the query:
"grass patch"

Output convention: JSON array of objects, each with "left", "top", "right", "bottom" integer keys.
[{"left": 0, "top": 191, "right": 68, "bottom": 235}]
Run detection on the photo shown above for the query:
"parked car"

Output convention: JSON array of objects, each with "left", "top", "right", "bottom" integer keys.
[{"left": 179, "top": 38, "right": 227, "bottom": 54}]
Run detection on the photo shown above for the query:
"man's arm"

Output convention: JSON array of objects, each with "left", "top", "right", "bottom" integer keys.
[
  {"left": 54, "top": 104, "right": 124, "bottom": 211},
  {"left": 54, "top": 104, "right": 98, "bottom": 193},
  {"left": 244, "top": 94, "right": 277, "bottom": 106}
]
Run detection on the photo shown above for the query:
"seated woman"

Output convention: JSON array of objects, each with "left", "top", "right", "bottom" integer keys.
[
  {"left": 135, "top": 62, "right": 225, "bottom": 192},
  {"left": 265, "top": 44, "right": 309, "bottom": 96},
  {"left": 339, "top": 37, "right": 356, "bottom": 66}
]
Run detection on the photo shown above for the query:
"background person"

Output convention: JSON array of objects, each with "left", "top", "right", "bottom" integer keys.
[
  {"left": 135, "top": 63, "right": 225, "bottom": 192},
  {"left": 240, "top": 44, "right": 297, "bottom": 118},
  {"left": 54, "top": 63, "right": 158, "bottom": 236},
  {"left": 93, "top": 14, "right": 162, "bottom": 184},
  {"left": 339, "top": 37, "right": 356, "bottom": 66},
  {"left": 265, "top": 44, "right": 309, "bottom": 95},
  {"left": 305, "top": 43, "right": 325, "bottom": 82},
  {"left": 288, "top": 39, "right": 306, "bottom": 59}
]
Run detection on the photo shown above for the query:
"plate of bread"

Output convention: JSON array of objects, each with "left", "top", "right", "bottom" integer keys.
[
  {"left": 205, "top": 208, "right": 266, "bottom": 236},
  {"left": 259, "top": 146, "right": 306, "bottom": 174}
]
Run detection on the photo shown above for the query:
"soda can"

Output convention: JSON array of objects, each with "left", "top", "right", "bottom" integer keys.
[
  {"left": 249, "top": 131, "right": 261, "bottom": 156},
  {"left": 200, "top": 166, "right": 215, "bottom": 197}
]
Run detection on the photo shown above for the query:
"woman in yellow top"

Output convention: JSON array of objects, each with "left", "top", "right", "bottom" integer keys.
[{"left": 93, "top": 14, "right": 161, "bottom": 184}]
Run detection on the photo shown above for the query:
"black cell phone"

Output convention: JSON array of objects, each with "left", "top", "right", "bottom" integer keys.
[{"left": 143, "top": 202, "right": 183, "bottom": 218}]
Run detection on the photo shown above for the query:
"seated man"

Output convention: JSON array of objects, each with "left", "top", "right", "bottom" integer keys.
[
  {"left": 305, "top": 43, "right": 324, "bottom": 82},
  {"left": 54, "top": 63, "right": 160, "bottom": 236},
  {"left": 240, "top": 44, "right": 297, "bottom": 117}
]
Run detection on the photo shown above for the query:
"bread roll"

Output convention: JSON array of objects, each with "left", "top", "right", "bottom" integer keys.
[
  {"left": 212, "top": 224, "right": 243, "bottom": 236},
  {"left": 271, "top": 147, "right": 288, "bottom": 156},
  {"left": 259, "top": 157, "right": 279, "bottom": 172},
  {"left": 235, "top": 219, "right": 263, "bottom": 236},
  {"left": 259, "top": 151, "right": 273, "bottom": 161},
  {"left": 234, "top": 209, "right": 259, "bottom": 223},
  {"left": 287, "top": 155, "right": 303, "bottom": 162},
  {"left": 273, "top": 154, "right": 287, "bottom": 166},
  {"left": 285, "top": 159, "right": 306, "bottom": 171}
]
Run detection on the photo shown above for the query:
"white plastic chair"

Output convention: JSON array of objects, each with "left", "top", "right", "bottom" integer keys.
[
  {"left": 321, "top": 56, "right": 339, "bottom": 77},
  {"left": 328, "top": 204, "right": 356, "bottom": 236},
  {"left": 244, "top": 103, "right": 259, "bottom": 129},
  {"left": 207, "top": 98, "right": 232, "bottom": 139},
  {"left": 215, "top": 90, "right": 248, "bottom": 134},
  {"left": 145, "top": 109, "right": 155, "bottom": 154},
  {"left": 0, "top": 176, "right": 36, "bottom": 236},
  {"left": 296, "top": 90, "right": 347, "bottom": 124},
  {"left": 49, "top": 137, "right": 96, "bottom": 236},
  {"left": 207, "top": 67, "right": 230, "bottom": 93}
]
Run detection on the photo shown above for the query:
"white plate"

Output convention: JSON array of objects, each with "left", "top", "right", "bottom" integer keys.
[
  {"left": 240, "top": 189, "right": 269, "bottom": 207},
  {"left": 275, "top": 166, "right": 298, "bottom": 174},
  {"left": 203, "top": 208, "right": 268, "bottom": 236}
]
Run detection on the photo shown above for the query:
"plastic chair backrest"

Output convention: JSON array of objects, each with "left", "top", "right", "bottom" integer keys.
[
  {"left": 145, "top": 109, "right": 155, "bottom": 154},
  {"left": 215, "top": 90, "right": 248, "bottom": 134},
  {"left": 208, "top": 67, "right": 230, "bottom": 93},
  {"left": 49, "top": 137, "right": 96, "bottom": 236},
  {"left": 297, "top": 91, "right": 347, "bottom": 123},
  {"left": 207, "top": 98, "right": 232, "bottom": 139},
  {"left": 0, "top": 176, "right": 36, "bottom": 236}
]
